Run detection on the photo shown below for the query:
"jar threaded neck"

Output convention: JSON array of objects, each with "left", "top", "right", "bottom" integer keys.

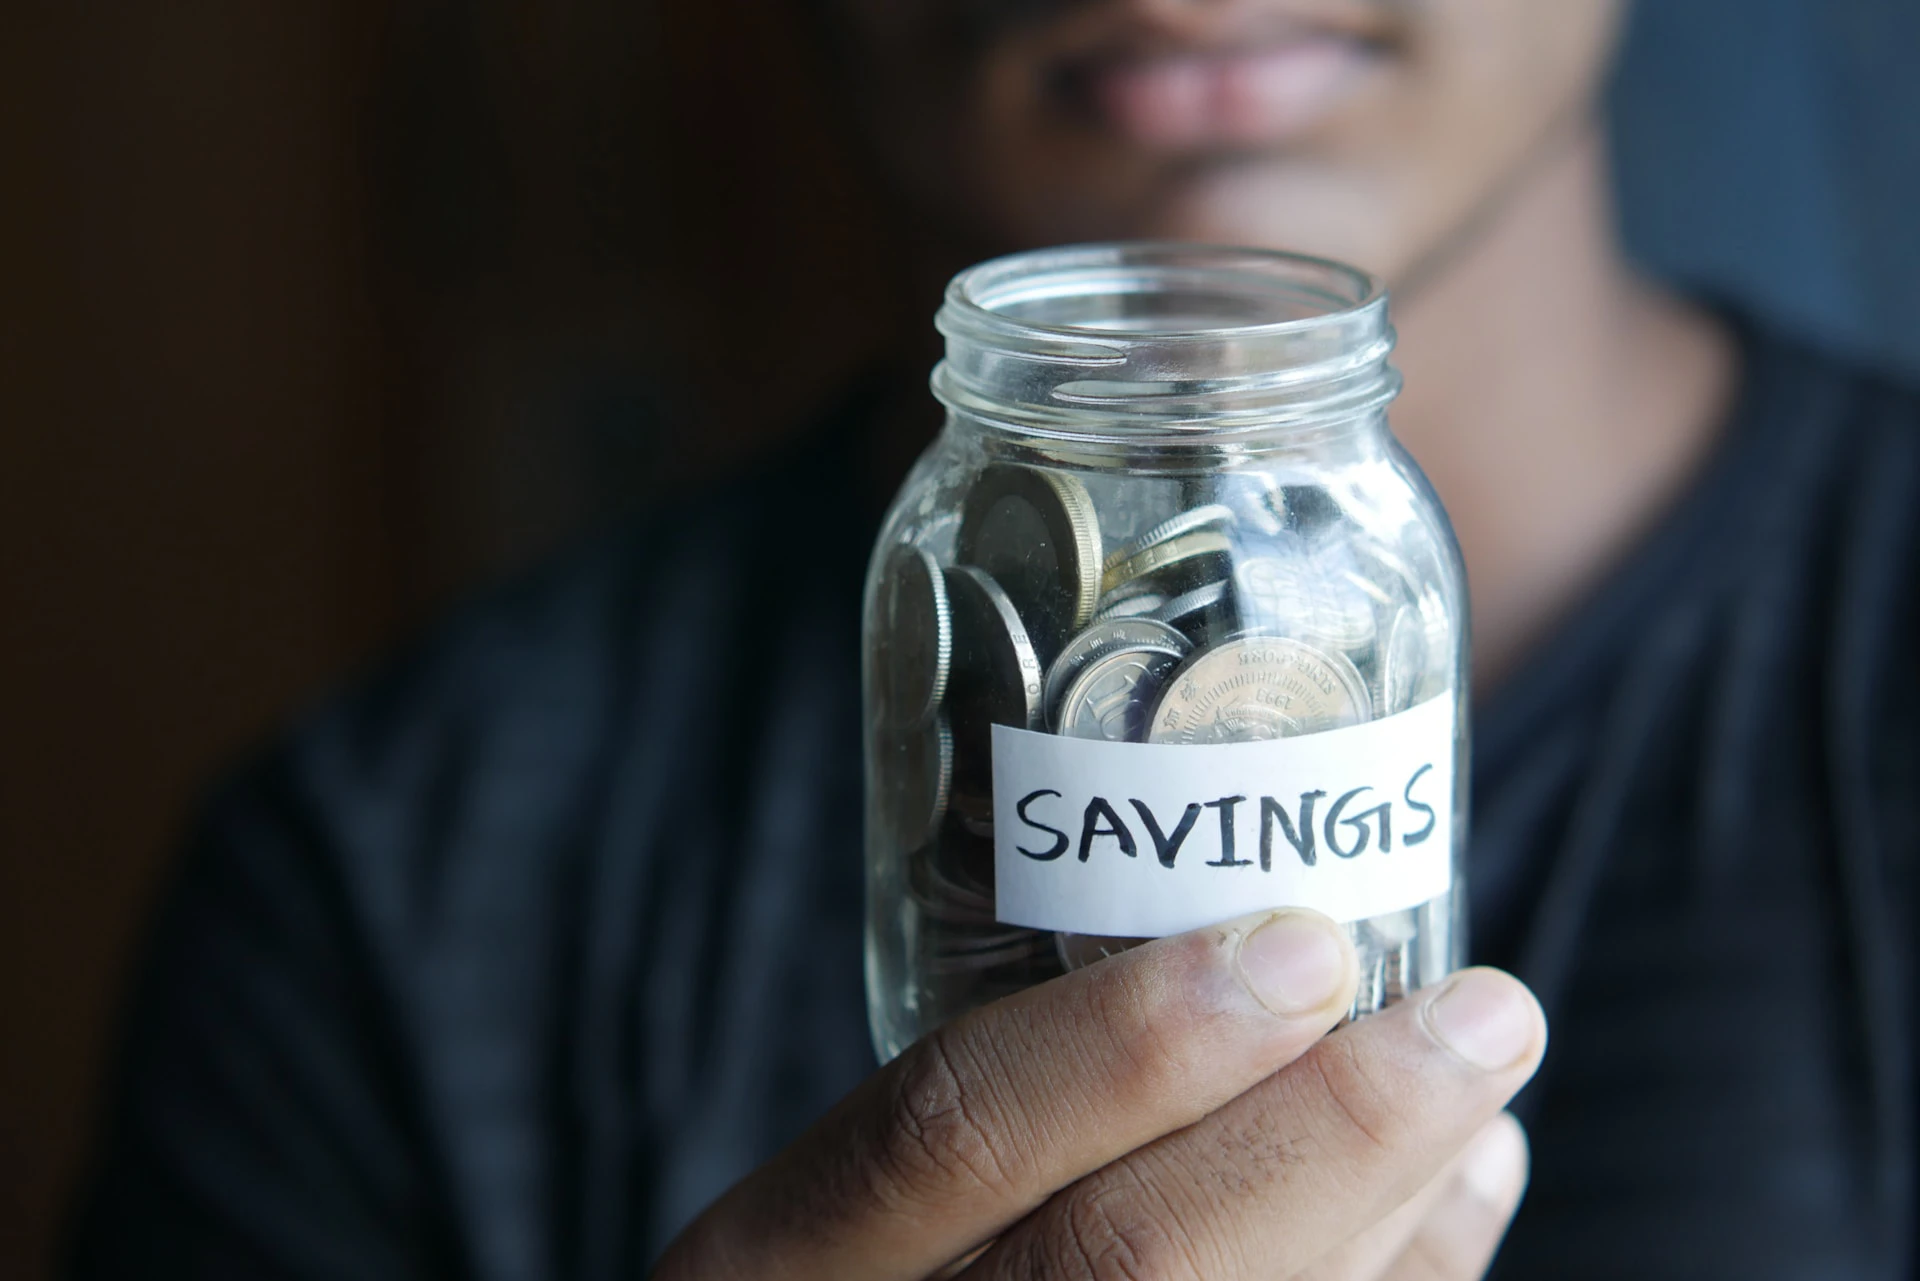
[{"left": 933, "top": 242, "right": 1399, "bottom": 443}]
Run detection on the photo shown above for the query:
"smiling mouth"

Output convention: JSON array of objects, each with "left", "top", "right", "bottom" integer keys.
[{"left": 1050, "top": 31, "right": 1389, "bottom": 151}]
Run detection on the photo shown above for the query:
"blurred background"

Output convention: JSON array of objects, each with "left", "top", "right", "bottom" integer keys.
[{"left": 3, "top": 0, "right": 1917, "bottom": 1273}]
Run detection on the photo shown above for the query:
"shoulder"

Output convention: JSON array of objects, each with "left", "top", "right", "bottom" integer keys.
[
  {"left": 69, "top": 419, "right": 877, "bottom": 1272},
  {"left": 1736, "top": 315, "right": 1920, "bottom": 454},
  {"left": 226, "top": 419, "right": 872, "bottom": 925},
  {"left": 1736, "top": 319, "right": 1920, "bottom": 851}
]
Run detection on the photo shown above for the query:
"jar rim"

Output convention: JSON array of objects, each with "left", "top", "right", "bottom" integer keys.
[
  {"left": 933, "top": 242, "right": 1398, "bottom": 442},
  {"left": 941, "top": 241, "right": 1387, "bottom": 345}
]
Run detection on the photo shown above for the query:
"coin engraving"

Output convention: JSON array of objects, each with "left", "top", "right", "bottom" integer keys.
[
  {"left": 1148, "top": 636, "right": 1371, "bottom": 743},
  {"left": 1058, "top": 646, "right": 1185, "bottom": 742},
  {"left": 1042, "top": 617, "right": 1193, "bottom": 728}
]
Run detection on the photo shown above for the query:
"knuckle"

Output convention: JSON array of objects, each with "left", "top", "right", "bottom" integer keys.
[
  {"left": 1301, "top": 1034, "right": 1405, "bottom": 1158},
  {"left": 872, "top": 1027, "right": 1019, "bottom": 1205},
  {"left": 1044, "top": 1179, "right": 1204, "bottom": 1281},
  {"left": 1081, "top": 964, "right": 1194, "bottom": 1106}
]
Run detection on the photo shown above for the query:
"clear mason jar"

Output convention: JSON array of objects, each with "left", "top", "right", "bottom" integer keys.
[{"left": 863, "top": 243, "right": 1468, "bottom": 1061}]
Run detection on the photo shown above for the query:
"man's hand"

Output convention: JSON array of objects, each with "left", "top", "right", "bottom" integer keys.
[{"left": 655, "top": 909, "right": 1545, "bottom": 1280}]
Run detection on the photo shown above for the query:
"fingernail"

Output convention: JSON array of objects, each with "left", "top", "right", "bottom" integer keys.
[
  {"left": 1425, "top": 969, "right": 1538, "bottom": 1071},
  {"left": 1234, "top": 911, "right": 1350, "bottom": 1015},
  {"left": 1460, "top": 1115, "right": 1529, "bottom": 1206}
]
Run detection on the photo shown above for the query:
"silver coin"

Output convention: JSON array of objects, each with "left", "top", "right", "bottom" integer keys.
[
  {"left": 1148, "top": 636, "right": 1371, "bottom": 744},
  {"left": 1095, "top": 592, "right": 1169, "bottom": 621},
  {"left": 936, "top": 923, "right": 1041, "bottom": 955},
  {"left": 1364, "top": 907, "right": 1420, "bottom": 947},
  {"left": 1101, "top": 527, "right": 1236, "bottom": 597},
  {"left": 874, "top": 544, "right": 952, "bottom": 730},
  {"left": 1212, "top": 472, "right": 1287, "bottom": 537},
  {"left": 1381, "top": 942, "right": 1410, "bottom": 1004},
  {"left": 1234, "top": 551, "right": 1377, "bottom": 653},
  {"left": 943, "top": 565, "right": 1045, "bottom": 803},
  {"left": 910, "top": 851, "right": 996, "bottom": 925},
  {"left": 957, "top": 464, "right": 1103, "bottom": 660},
  {"left": 1058, "top": 646, "right": 1186, "bottom": 742},
  {"left": 1346, "top": 542, "right": 1423, "bottom": 605},
  {"left": 1101, "top": 504, "right": 1237, "bottom": 579},
  {"left": 926, "top": 933, "right": 1053, "bottom": 975},
  {"left": 1042, "top": 617, "right": 1193, "bottom": 728},
  {"left": 886, "top": 716, "right": 952, "bottom": 849},
  {"left": 1412, "top": 586, "right": 1453, "bottom": 704},
  {"left": 1376, "top": 607, "right": 1426, "bottom": 716},
  {"left": 929, "top": 816, "right": 997, "bottom": 903},
  {"left": 951, "top": 806, "right": 995, "bottom": 839},
  {"left": 1153, "top": 579, "right": 1234, "bottom": 635}
]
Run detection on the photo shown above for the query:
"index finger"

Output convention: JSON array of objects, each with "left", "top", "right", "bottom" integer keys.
[{"left": 655, "top": 909, "right": 1361, "bottom": 1281}]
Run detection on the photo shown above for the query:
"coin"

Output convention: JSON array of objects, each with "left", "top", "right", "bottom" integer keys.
[
  {"left": 1412, "top": 586, "right": 1453, "bottom": 704},
  {"left": 943, "top": 564, "right": 1045, "bottom": 804},
  {"left": 874, "top": 544, "right": 952, "bottom": 730},
  {"left": 1094, "top": 590, "right": 1170, "bottom": 621},
  {"left": 1375, "top": 606, "right": 1426, "bottom": 716},
  {"left": 910, "top": 848, "right": 996, "bottom": 925},
  {"left": 1280, "top": 483, "right": 1343, "bottom": 533},
  {"left": 1234, "top": 550, "right": 1377, "bottom": 652},
  {"left": 936, "top": 923, "right": 1040, "bottom": 955},
  {"left": 939, "top": 818, "right": 997, "bottom": 899},
  {"left": 1100, "top": 528, "right": 1236, "bottom": 597},
  {"left": 1153, "top": 579, "right": 1235, "bottom": 639},
  {"left": 1058, "top": 646, "right": 1186, "bottom": 742},
  {"left": 886, "top": 715, "right": 952, "bottom": 849},
  {"left": 1101, "top": 504, "right": 1237, "bottom": 580},
  {"left": 957, "top": 464, "right": 1102, "bottom": 660},
  {"left": 926, "top": 933, "right": 1053, "bottom": 975},
  {"left": 1148, "top": 636, "right": 1372, "bottom": 743},
  {"left": 1364, "top": 907, "right": 1419, "bottom": 947},
  {"left": 1211, "top": 472, "right": 1287, "bottom": 537},
  {"left": 1042, "top": 617, "right": 1193, "bottom": 728}
]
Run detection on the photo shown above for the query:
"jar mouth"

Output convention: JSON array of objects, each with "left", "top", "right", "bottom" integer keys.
[
  {"left": 948, "top": 242, "right": 1384, "bottom": 341},
  {"left": 933, "top": 242, "right": 1398, "bottom": 441}
]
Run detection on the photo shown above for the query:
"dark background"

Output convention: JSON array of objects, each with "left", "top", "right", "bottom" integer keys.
[{"left": 3, "top": 0, "right": 1916, "bottom": 1274}]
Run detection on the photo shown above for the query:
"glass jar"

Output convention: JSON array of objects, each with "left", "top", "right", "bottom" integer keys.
[{"left": 863, "top": 243, "right": 1467, "bottom": 1061}]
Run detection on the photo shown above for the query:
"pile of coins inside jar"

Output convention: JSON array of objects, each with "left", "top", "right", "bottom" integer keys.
[{"left": 872, "top": 461, "right": 1455, "bottom": 1019}]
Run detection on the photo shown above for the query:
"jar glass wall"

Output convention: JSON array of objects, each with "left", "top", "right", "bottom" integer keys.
[{"left": 863, "top": 244, "right": 1468, "bottom": 1061}]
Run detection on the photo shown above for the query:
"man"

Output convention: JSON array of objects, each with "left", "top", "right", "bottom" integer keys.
[{"left": 71, "top": 0, "right": 1918, "bottom": 1277}]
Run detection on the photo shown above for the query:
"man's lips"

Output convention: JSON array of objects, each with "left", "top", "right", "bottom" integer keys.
[{"left": 1066, "top": 37, "right": 1379, "bottom": 149}]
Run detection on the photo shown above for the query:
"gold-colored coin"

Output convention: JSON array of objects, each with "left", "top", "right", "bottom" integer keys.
[
  {"left": 957, "top": 464, "right": 1102, "bottom": 660},
  {"left": 1100, "top": 528, "right": 1235, "bottom": 596},
  {"left": 1100, "top": 504, "right": 1236, "bottom": 579}
]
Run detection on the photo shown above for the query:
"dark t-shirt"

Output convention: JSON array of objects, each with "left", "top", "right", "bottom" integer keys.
[{"left": 69, "top": 320, "right": 1920, "bottom": 1279}]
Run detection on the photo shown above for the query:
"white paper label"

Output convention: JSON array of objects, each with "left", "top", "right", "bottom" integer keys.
[{"left": 992, "top": 696, "right": 1455, "bottom": 935}]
